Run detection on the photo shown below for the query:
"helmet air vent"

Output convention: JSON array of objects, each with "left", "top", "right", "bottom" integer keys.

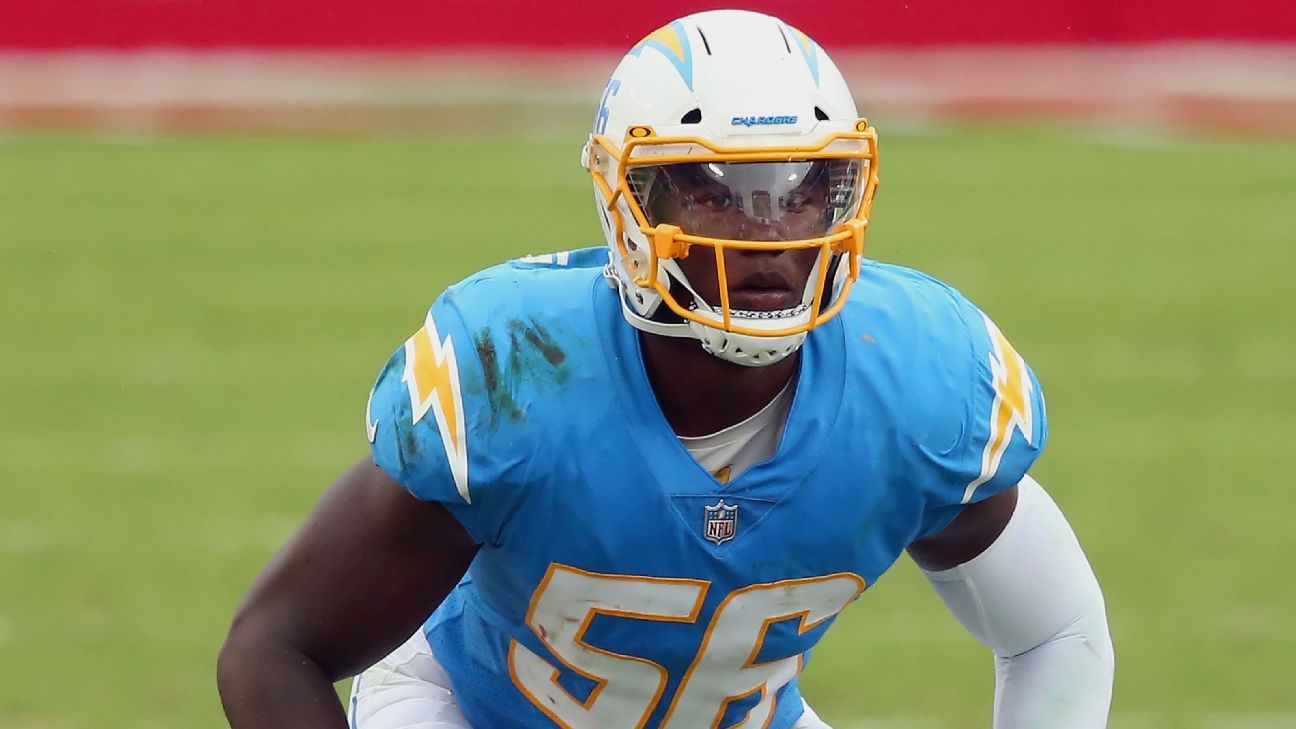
[
  {"left": 814, "top": 106, "right": 830, "bottom": 121},
  {"left": 776, "top": 25, "right": 793, "bottom": 54},
  {"left": 696, "top": 26, "right": 713, "bottom": 55},
  {"left": 680, "top": 108, "right": 703, "bottom": 124}
]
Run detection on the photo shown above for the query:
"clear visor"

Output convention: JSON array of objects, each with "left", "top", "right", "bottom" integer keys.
[{"left": 627, "top": 158, "right": 864, "bottom": 242}]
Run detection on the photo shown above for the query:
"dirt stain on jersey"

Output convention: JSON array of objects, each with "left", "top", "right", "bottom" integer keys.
[
  {"left": 399, "top": 421, "right": 422, "bottom": 465},
  {"left": 472, "top": 332, "right": 521, "bottom": 424},
  {"left": 515, "top": 321, "right": 567, "bottom": 367},
  {"left": 508, "top": 319, "right": 568, "bottom": 370},
  {"left": 473, "top": 319, "right": 570, "bottom": 427},
  {"left": 372, "top": 353, "right": 421, "bottom": 471}
]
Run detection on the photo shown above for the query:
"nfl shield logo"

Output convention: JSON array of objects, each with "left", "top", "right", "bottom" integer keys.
[{"left": 703, "top": 500, "right": 739, "bottom": 545}]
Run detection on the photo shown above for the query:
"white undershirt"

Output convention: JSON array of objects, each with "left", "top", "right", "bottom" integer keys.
[{"left": 677, "top": 383, "right": 795, "bottom": 484}]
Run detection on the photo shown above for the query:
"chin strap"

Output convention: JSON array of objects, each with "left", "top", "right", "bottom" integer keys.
[
  {"left": 603, "top": 252, "right": 836, "bottom": 368},
  {"left": 689, "top": 322, "right": 805, "bottom": 367}
]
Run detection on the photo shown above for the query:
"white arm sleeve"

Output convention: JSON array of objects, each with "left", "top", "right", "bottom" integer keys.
[{"left": 922, "top": 474, "right": 1114, "bottom": 729}]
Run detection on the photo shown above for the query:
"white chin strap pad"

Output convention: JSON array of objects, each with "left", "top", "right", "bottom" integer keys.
[
  {"left": 690, "top": 322, "right": 806, "bottom": 367},
  {"left": 922, "top": 475, "right": 1114, "bottom": 728},
  {"left": 609, "top": 246, "right": 855, "bottom": 368}
]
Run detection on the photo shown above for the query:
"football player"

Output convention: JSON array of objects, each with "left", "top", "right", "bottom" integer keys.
[{"left": 218, "top": 10, "right": 1114, "bottom": 729}]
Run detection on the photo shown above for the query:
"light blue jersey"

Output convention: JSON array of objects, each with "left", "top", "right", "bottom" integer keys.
[{"left": 365, "top": 247, "right": 1047, "bottom": 729}]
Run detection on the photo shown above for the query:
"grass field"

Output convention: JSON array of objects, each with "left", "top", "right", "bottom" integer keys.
[{"left": 2, "top": 126, "right": 1294, "bottom": 728}]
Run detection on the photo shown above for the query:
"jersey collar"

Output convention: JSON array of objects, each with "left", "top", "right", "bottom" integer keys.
[{"left": 593, "top": 279, "right": 847, "bottom": 498}]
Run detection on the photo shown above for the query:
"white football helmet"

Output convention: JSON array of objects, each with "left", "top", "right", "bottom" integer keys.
[{"left": 583, "top": 9, "right": 879, "bottom": 367}]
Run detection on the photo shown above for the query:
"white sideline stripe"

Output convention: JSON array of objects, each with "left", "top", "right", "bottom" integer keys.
[
  {"left": 6, "top": 45, "right": 1295, "bottom": 136},
  {"left": 3, "top": 44, "right": 1295, "bottom": 107}
]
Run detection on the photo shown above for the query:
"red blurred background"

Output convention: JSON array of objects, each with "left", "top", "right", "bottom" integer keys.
[
  {"left": 3, "top": 1, "right": 1293, "bottom": 136},
  {"left": 5, "top": 0, "right": 1295, "bottom": 50}
]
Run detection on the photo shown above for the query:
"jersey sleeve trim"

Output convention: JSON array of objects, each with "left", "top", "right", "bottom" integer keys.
[
  {"left": 961, "top": 312, "right": 1040, "bottom": 504},
  {"left": 401, "top": 309, "right": 471, "bottom": 504}
]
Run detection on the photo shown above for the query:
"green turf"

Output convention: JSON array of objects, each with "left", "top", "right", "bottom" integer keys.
[{"left": 1, "top": 127, "right": 1293, "bottom": 728}]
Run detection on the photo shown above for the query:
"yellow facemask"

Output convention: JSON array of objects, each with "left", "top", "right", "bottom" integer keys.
[{"left": 586, "top": 119, "right": 880, "bottom": 338}]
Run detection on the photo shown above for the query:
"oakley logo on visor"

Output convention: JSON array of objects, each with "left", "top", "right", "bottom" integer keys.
[{"left": 730, "top": 115, "right": 798, "bottom": 127}]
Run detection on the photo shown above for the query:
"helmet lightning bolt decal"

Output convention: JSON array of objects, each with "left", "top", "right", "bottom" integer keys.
[
  {"left": 628, "top": 21, "right": 694, "bottom": 90},
  {"left": 402, "top": 313, "right": 470, "bottom": 504},
  {"left": 962, "top": 314, "right": 1035, "bottom": 504},
  {"left": 786, "top": 25, "right": 821, "bottom": 87}
]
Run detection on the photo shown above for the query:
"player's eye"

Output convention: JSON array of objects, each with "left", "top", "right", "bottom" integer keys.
[
  {"left": 691, "top": 191, "right": 734, "bottom": 211},
  {"left": 783, "top": 192, "right": 811, "bottom": 213}
]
